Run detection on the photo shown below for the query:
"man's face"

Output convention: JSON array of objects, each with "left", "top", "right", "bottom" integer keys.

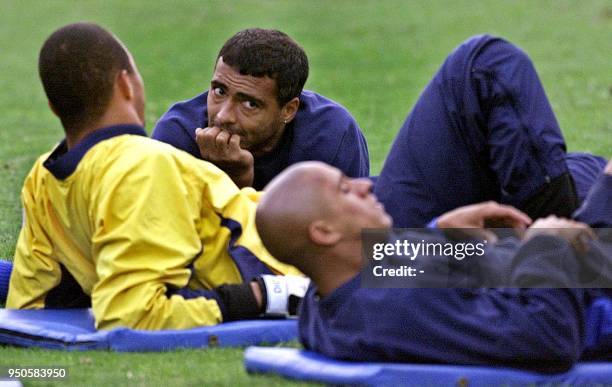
[
  {"left": 207, "top": 57, "right": 286, "bottom": 157},
  {"left": 319, "top": 165, "right": 393, "bottom": 232}
]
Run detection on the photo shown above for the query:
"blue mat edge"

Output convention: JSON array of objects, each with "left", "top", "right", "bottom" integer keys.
[
  {"left": 244, "top": 346, "right": 612, "bottom": 386},
  {"left": 0, "top": 308, "right": 298, "bottom": 352}
]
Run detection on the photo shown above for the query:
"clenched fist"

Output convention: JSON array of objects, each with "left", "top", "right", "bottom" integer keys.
[{"left": 196, "top": 127, "right": 254, "bottom": 188}]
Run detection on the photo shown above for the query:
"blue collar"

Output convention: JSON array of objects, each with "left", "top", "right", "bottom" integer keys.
[
  {"left": 43, "top": 124, "right": 147, "bottom": 180},
  {"left": 318, "top": 273, "right": 360, "bottom": 313}
]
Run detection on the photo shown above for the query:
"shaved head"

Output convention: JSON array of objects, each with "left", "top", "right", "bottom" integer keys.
[
  {"left": 257, "top": 161, "right": 392, "bottom": 295},
  {"left": 256, "top": 162, "right": 336, "bottom": 269}
]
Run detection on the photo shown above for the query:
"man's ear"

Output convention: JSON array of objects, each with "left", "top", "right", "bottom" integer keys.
[
  {"left": 309, "top": 220, "right": 342, "bottom": 246},
  {"left": 281, "top": 97, "right": 300, "bottom": 124},
  {"left": 605, "top": 159, "right": 612, "bottom": 175},
  {"left": 48, "top": 100, "right": 59, "bottom": 118},
  {"left": 116, "top": 69, "right": 134, "bottom": 100}
]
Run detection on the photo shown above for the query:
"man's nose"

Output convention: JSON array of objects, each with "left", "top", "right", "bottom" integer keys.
[
  {"left": 215, "top": 100, "right": 236, "bottom": 126},
  {"left": 352, "top": 178, "right": 373, "bottom": 196}
]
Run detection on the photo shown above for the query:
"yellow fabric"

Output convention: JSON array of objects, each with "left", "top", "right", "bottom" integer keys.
[{"left": 7, "top": 134, "right": 299, "bottom": 330}]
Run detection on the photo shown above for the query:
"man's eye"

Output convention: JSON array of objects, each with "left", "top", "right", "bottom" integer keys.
[
  {"left": 242, "top": 100, "right": 258, "bottom": 110},
  {"left": 213, "top": 87, "right": 225, "bottom": 96},
  {"left": 340, "top": 183, "right": 350, "bottom": 193}
]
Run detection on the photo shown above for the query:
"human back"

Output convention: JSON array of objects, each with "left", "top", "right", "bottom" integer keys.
[{"left": 7, "top": 22, "right": 300, "bottom": 330}]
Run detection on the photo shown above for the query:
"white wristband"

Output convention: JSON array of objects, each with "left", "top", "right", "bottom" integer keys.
[{"left": 261, "top": 275, "right": 289, "bottom": 315}]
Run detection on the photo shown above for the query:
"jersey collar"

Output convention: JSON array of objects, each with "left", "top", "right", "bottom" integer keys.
[{"left": 43, "top": 124, "right": 147, "bottom": 180}]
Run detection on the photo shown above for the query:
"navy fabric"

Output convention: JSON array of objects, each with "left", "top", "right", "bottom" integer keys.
[
  {"left": 298, "top": 203, "right": 612, "bottom": 375},
  {"left": 245, "top": 346, "right": 612, "bottom": 386},
  {"left": 219, "top": 216, "right": 273, "bottom": 280},
  {"left": 566, "top": 153, "right": 607, "bottom": 203},
  {"left": 152, "top": 90, "right": 370, "bottom": 190},
  {"left": 0, "top": 308, "right": 297, "bottom": 351},
  {"left": 43, "top": 125, "right": 147, "bottom": 180},
  {"left": 45, "top": 264, "right": 91, "bottom": 308},
  {"left": 374, "top": 35, "right": 599, "bottom": 227},
  {"left": 585, "top": 297, "right": 612, "bottom": 358},
  {"left": 0, "top": 260, "right": 10, "bottom": 302},
  {"left": 299, "top": 276, "right": 586, "bottom": 373},
  {"left": 574, "top": 174, "right": 612, "bottom": 228}
]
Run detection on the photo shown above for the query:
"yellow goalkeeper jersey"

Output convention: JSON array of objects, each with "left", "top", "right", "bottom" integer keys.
[{"left": 7, "top": 124, "right": 298, "bottom": 330}]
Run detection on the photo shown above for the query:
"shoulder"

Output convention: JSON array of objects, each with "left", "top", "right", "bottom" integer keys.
[
  {"left": 295, "top": 90, "right": 358, "bottom": 130},
  {"left": 96, "top": 135, "right": 228, "bottom": 186},
  {"left": 290, "top": 91, "right": 368, "bottom": 174},
  {"left": 88, "top": 135, "right": 195, "bottom": 177},
  {"left": 21, "top": 151, "right": 54, "bottom": 195},
  {"left": 292, "top": 90, "right": 364, "bottom": 151},
  {"left": 152, "top": 92, "right": 208, "bottom": 139}
]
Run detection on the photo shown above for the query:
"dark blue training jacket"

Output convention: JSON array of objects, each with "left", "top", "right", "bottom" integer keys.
[
  {"left": 152, "top": 90, "right": 369, "bottom": 190},
  {"left": 300, "top": 174, "right": 612, "bottom": 373}
]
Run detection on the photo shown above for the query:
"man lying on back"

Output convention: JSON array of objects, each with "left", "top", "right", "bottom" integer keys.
[{"left": 256, "top": 160, "right": 612, "bottom": 372}]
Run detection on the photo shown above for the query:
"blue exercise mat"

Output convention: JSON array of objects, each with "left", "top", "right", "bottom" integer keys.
[
  {"left": 0, "top": 308, "right": 297, "bottom": 351},
  {"left": 244, "top": 347, "right": 612, "bottom": 386},
  {"left": 585, "top": 297, "right": 612, "bottom": 355},
  {"left": 0, "top": 259, "right": 11, "bottom": 302}
]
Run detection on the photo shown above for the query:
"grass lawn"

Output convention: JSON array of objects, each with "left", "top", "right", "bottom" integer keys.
[{"left": 0, "top": 0, "right": 610, "bottom": 385}]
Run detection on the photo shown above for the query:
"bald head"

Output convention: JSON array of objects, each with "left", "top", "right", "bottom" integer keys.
[
  {"left": 256, "top": 162, "right": 336, "bottom": 269},
  {"left": 258, "top": 162, "right": 393, "bottom": 295}
]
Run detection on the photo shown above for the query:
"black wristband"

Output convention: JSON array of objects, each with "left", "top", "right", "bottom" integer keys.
[
  {"left": 215, "top": 282, "right": 262, "bottom": 321},
  {"left": 255, "top": 276, "right": 268, "bottom": 311},
  {"left": 522, "top": 172, "right": 579, "bottom": 219}
]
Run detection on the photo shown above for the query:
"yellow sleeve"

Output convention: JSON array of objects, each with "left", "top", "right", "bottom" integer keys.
[
  {"left": 243, "top": 188, "right": 264, "bottom": 203},
  {"left": 203, "top": 180, "right": 302, "bottom": 277},
  {"left": 7, "top": 166, "right": 61, "bottom": 309},
  {"left": 90, "top": 152, "right": 223, "bottom": 330}
]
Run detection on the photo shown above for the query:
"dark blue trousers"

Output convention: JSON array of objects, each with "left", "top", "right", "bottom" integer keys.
[{"left": 375, "top": 35, "right": 605, "bottom": 227}]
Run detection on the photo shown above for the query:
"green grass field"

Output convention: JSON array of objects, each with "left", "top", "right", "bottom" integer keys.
[{"left": 0, "top": 0, "right": 610, "bottom": 385}]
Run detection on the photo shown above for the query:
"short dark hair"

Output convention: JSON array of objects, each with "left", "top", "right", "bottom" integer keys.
[
  {"left": 39, "top": 23, "right": 132, "bottom": 132},
  {"left": 217, "top": 28, "right": 309, "bottom": 106}
]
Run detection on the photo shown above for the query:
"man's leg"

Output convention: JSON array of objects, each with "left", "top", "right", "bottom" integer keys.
[{"left": 375, "top": 35, "right": 578, "bottom": 227}]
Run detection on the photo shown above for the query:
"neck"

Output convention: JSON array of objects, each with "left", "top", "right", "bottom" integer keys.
[
  {"left": 307, "top": 245, "right": 362, "bottom": 298},
  {"left": 311, "top": 266, "right": 359, "bottom": 298},
  {"left": 251, "top": 124, "right": 286, "bottom": 158},
  {"left": 65, "top": 108, "right": 142, "bottom": 149}
]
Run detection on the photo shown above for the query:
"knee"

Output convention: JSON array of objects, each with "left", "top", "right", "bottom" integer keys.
[
  {"left": 441, "top": 35, "right": 535, "bottom": 83},
  {"left": 473, "top": 37, "right": 535, "bottom": 74}
]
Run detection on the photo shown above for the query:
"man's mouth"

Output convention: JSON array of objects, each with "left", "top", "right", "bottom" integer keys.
[{"left": 212, "top": 122, "right": 244, "bottom": 137}]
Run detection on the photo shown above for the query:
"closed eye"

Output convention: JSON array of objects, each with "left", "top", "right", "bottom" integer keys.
[{"left": 340, "top": 181, "right": 351, "bottom": 194}]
